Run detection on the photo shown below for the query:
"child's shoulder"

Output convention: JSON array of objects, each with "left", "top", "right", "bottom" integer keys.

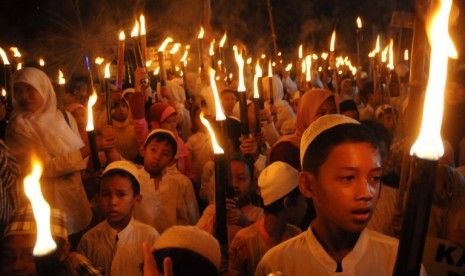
[
  {"left": 131, "top": 218, "right": 160, "bottom": 236},
  {"left": 364, "top": 228, "right": 398, "bottom": 246}
]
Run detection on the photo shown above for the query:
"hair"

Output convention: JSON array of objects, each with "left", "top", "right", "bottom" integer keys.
[
  {"left": 144, "top": 132, "right": 177, "bottom": 158},
  {"left": 302, "top": 123, "right": 380, "bottom": 175},
  {"left": 230, "top": 152, "right": 254, "bottom": 181},
  {"left": 360, "top": 120, "right": 393, "bottom": 157},
  {"left": 360, "top": 81, "right": 374, "bottom": 103},
  {"left": 263, "top": 187, "right": 301, "bottom": 216},
  {"left": 100, "top": 169, "right": 140, "bottom": 196},
  {"left": 220, "top": 89, "right": 238, "bottom": 98},
  {"left": 153, "top": 248, "right": 219, "bottom": 276}
]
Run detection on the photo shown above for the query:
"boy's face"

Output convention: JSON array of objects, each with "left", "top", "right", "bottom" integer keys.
[
  {"left": 141, "top": 139, "right": 175, "bottom": 176},
  {"left": 221, "top": 92, "right": 237, "bottom": 114},
  {"left": 112, "top": 100, "right": 129, "bottom": 122},
  {"left": 1, "top": 235, "right": 37, "bottom": 276},
  {"left": 231, "top": 160, "right": 252, "bottom": 203},
  {"left": 300, "top": 142, "right": 382, "bottom": 234},
  {"left": 160, "top": 114, "right": 177, "bottom": 133},
  {"left": 99, "top": 175, "right": 141, "bottom": 230}
]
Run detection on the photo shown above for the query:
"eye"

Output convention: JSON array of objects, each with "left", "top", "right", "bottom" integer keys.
[
  {"left": 118, "top": 192, "right": 127, "bottom": 197},
  {"left": 340, "top": 175, "right": 356, "bottom": 182},
  {"left": 368, "top": 175, "right": 382, "bottom": 185}
]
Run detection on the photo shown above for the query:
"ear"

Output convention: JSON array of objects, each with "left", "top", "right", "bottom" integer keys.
[
  {"left": 299, "top": 171, "right": 315, "bottom": 199},
  {"left": 135, "top": 194, "right": 142, "bottom": 204}
]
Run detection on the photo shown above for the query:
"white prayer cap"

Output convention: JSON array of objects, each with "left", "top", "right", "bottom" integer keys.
[
  {"left": 103, "top": 160, "right": 142, "bottom": 187},
  {"left": 144, "top": 129, "right": 178, "bottom": 158},
  {"left": 258, "top": 161, "right": 299, "bottom": 206},
  {"left": 300, "top": 114, "right": 360, "bottom": 167}
]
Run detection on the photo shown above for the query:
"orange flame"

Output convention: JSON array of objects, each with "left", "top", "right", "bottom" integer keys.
[
  {"left": 198, "top": 26, "right": 205, "bottom": 39},
  {"left": 10, "top": 47, "right": 21, "bottom": 58},
  {"left": 199, "top": 112, "right": 224, "bottom": 154},
  {"left": 219, "top": 32, "right": 227, "bottom": 47},
  {"left": 298, "top": 44, "right": 303, "bottom": 59},
  {"left": 253, "top": 61, "right": 263, "bottom": 99},
  {"left": 170, "top": 43, "right": 181, "bottom": 55},
  {"left": 119, "top": 31, "right": 125, "bottom": 41},
  {"left": 330, "top": 30, "right": 336, "bottom": 52},
  {"left": 388, "top": 39, "right": 394, "bottom": 70},
  {"left": 268, "top": 59, "right": 272, "bottom": 77},
  {"left": 158, "top": 37, "right": 173, "bottom": 52},
  {"left": 305, "top": 55, "right": 312, "bottom": 82},
  {"left": 58, "top": 70, "right": 65, "bottom": 85},
  {"left": 356, "top": 17, "right": 362, "bottom": 28},
  {"left": 233, "top": 46, "right": 246, "bottom": 92},
  {"left": 209, "top": 68, "right": 226, "bottom": 121},
  {"left": 104, "top": 63, "right": 110, "bottom": 79},
  {"left": 140, "top": 15, "right": 146, "bottom": 35},
  {"left": 17, "top": 63, "right": 22, "bottom": 70},
  {"left": 95, "top": 57, "right": 104, "bottom": 65},
  {"left": 209, "top": 40, "right": 215, "bottom": 56},
  {"left": 86, "top": 90, "right": 98, "bottom": 131},
  {"left": 321, "top": 52, "right": 328, "bottom": 60},
  {"left": 285, "top": 63, "right": 292, "bottom": 71},
  {"left": 131, "top": 20, "right": 140, "bottom": 37},
  {"left": 39, "top": 58, "right": 45, "bottom": 67},
  {"left": 404, "top": 49, "right": 409, "bottom": 61},
  {"left": 375, "top": 35, "right": 380, "bottom": 53}
]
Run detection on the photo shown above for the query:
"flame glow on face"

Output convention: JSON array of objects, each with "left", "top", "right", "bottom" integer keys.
[
  {"left": 199, "top": 112, "right": 224, "bottom": 154},
  {"left": 410, "top": 0, "right": 457, "bottom": 160},
  {"left": 86, "top": 90, "right": 98, "bottom": 131},
  {"left": 58, "top": 70, "right": 65, "bottom": 85},
  {"left": 233, "top": 46, "right": 246, "bottom": 92},
  {"left": 24, "top": 158, "right": 57, "bottom": 256},
  {"left": 0, "top": 48, "right": 10, "bottom": 65},
  {"left": 159, "top": 37, "right": 173, "bottom": 52},
  {"left": 254, "top": 61, "right": 263, "bottom": 99}
]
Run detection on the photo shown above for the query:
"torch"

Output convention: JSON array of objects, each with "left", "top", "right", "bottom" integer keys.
[
  {"left": 356, "top": 17, "right": 363, "bottom": 74},
  {"left": 198, "top": 26, "right": 205, "bottom": 71},
  {"left": 233, "top": 46, "right": 249, "bottom": 137},
  {"left": 24, "top": 158, "right": 60, "bottom": 276},
  {"left": 219, "top": 32, "right": 227, "bottom": 72},
  {"left": 140, "top": 14, "right": 147, "bottom": 66},
  {"left": 305, "top": 55, "right": 312, "bottom": 90},
  {"left": 268, "top": 59, "right": 274, "bottom": 105},
  {"left": 85, "top": 56, "right": 96, "bottom": 94},
  {"left": 104, "top": 63, "right": 112, "bottom": 125},
  {"left": 86, "top": 91, "right": 101, "bottom": 171},
  {"left": 329, "top": 29, "right": 338, "bottom": 93},
  {"left": 57, "top": 70, "right": 66, "bottom": 112},
  {"left": 158, "top": 37, "right": 173, "bottom": 89},
  {"left": 117, "top": 31, "right": 126, "bottom": 91},
  {"left": 209, "top": 39, "right": 216, "bottom": 69},
  {"left": 0, "top": 48, "right": 12, "bottom": 106},
  {"left": 253, "top": 61, "right": 263, "bottom": 135},
  {"left": 131, "top": 21, "right": 144, "bottom": 68},
  {"left": 393, "top": 0, "right": 457, "bottom": 274},
  {"left": 169, "top": 43, "right": 181, "bottom": 75},
  {"left": 180, "top": 48, "right": 191, "bottom": 101}
]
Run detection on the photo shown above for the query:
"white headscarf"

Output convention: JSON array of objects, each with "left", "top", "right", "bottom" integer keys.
[{"left": 8, "top": 67, "right": 84, "bottom": 156}]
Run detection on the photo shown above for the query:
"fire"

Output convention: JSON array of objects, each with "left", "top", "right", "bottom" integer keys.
[
  {"left": 209, "top": 68, "right": 226, "bottom": 121},
  {"left": 2, "top": 88, "right": 6, "bottom": 97},
  {"left": 404, "top": 49, "right": 409, "bottom": 61},
  {"left": 104, "top": 63, "right": 110, "bottom": 79},
  {"left": 410, "top": 0, "right": 457, "bottom": 160},
  {"left": 246, "top": 58, "right": 252, "bottom": 65},
  {"left": 312, "top": 54, "right": 318, "bottom": 60},
  {"left": 219, "top": 32, "right": 227, "bottom": 47},
  {"left": 381, "top": 46, "right": 389, "bottom": 63},
  {"left": 253, "top": 61, "right": 263, "bottom": 99},
  {"left": 170, "top": 43, "right": 181, "bottom": 55},
  {"left": 261, "top": 54, "right": 266, "bottom": 59},
  {"left": 199, "top": 112, "right": 224, "bottom": 154},
  {"left": 86, "top": 90, "right": 98, "bottom": 131},
  {"left": 305, "top": 55, "right": 312, "bottom": 82},
  {"left": 58, "top": 70, "right": 65, "bottom": 85},
  {"left": 268, "top": 59, "right": 272, "bottom": 77},
  {"left": 321, "top": 52, "right": 328, "bottom": 60},
  {"left": 39, "top": 58, "right": 45, "bottom": 67},
  {"left": 181, "top": 49, "right": 189, "bottom": 63},
  {"left": 330, "top": 30, "right": 336, "bottom": 52},
  {"left": 17, "top": 63, "right": 22, "bottom": 70},
  {"left": 146, "top": 60, "right": 152, "bottom": 67},
  {"left": 298, "top": 44, "right": 303, "bottom": 59},
  {"left": 0, "top": 48, "right": 10, "bottom": 65},
  {"left": 10, "top": 47, "right": 21, "bottom": 58},
  {"left": 209, "top": 40, "right": 215, "bottom": 56},
  {"left": 388, "top": 39, "right": 394, "bottom": 70},
  {"left": 368, "top": 51, "right": 375, "bottom": 58},
  {"left": 285, "top": 63, "right": 292, "bottom": 71},
  {"left": 140, "top": 15, "right": 146, "bottom": 36},
  {"left": 119, "top": 31, "right": 125, "bottom": 41},
  {"left": 158, "top": 37, "right": 173, "bottom": 52},
  {"left": 301, "top": 59, "right": 306, "bottom": 74},
  {"left": 95, "top": 57, "right": 104, "bottom": 65},
  {"left": 375, "top": 35, "right": 380, "bottom": 53},
  {"left": 131, "top": 21, "right": 140, "bottom": 37},
  {"left": 357, "top": 17, "right": 362, "bottom": 28},
  {"left": 24, "top": 157, "right": 57, "bottom": 256},
  {"left": 198, "top": 26, "right": 205, "bottom": 39},
  {"left": 154, "top": 67, "right": 160, "bottom": 75},
  {"left": 233, "top": 46, "right": 246, "bottom": 92}
]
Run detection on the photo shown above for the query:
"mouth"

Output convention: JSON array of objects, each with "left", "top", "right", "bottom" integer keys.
[{"left": 351, "top": 207, "right": 372, "bottom": 222}]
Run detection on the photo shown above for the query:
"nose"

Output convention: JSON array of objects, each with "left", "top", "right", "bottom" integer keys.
[
  {"left": 109, "top": 194, "right": 118, "bottom": 205},
  {"left": 355, "top": 179, "right": 376, "bottom": 201}
]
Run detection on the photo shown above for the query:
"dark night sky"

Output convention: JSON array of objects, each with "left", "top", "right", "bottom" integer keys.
[{"left": 0, "top": 0, "right": 464, "bottom": 77}]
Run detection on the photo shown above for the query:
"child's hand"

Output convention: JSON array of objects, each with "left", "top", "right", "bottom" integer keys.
[
  {"left": 239, "top": 135, "right": 258, "bottom": 158},
  {"left": 226, "top": 198, "right": 250, "bottom": 227},
  {"left": 135, "top": 67, "right": 150, "bottom": 93},
  {"left": 259, "top": 109, "right": 273, "bottom": 124},
  {"left": 142, "top": 242, "right": 173, "bottom": 276}
]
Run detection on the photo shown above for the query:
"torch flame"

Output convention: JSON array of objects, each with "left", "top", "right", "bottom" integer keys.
[
  {"left": 306, "top": 55, "right": 312, "bottom": 82},
  {"left": 285, "top": 63, "right": 292, "bottom": 71},
  {"left": 410, "top": 0, "right": 458, "bottom": 160},
  {"left": 312, "top": 54, "right": 318, "bottom": 60},
  {"left": 246, "top": 58, "right": 252, "bottom": 65},
  {"left": 404, "top": 49, "right": 409, "bottom": 61},
  {"left": 268, "top": 59, "right": 272, "bottom": 77},
  {"left": 301, "top": 59, "right": 306, "bottom": 74},
  {"left": 58, "top": 70, "right": 65, "bottom": 85},
  {"left": 154, "top": 67, "right": 160, "bottom": 75},
  {"left": 39, "top": 58, "right": 45, "bottom": 67},
  {"left": 388, "top": 39, "right": 394, "bottom": 70},
  {"left": 233, "top": 46, "right": 246, "bottom": 92},
  {"left": 24, "top": 158, "right": 57, "bottom": 256},
  {"left": 104, "top": 63, "right": 110, "bottom": 79},
  {"left": 253, "top": 61, "right": 263, "bottom": 99},
  {"left": 170, "top": 43, "right": 181, "bottom": 55},
  {"left": 17, "top": 63, "right": 22, "bottom": 70},
  {"left": 368, "top": 50, "right": 375, "bottom": 58},
  {"left": 209, "top": 40, "right": 215, "bottom": 56},
  {"left": 140, "top": 15, "right": 146, "bottom": 35},
  {"left": 158, "top": 37, "right": 173, "bottom": 52},
  {"left": 95, "top": 57, "right": 104, "bottom": 65},
  {"left": 321, "top": 52, "right": 328, "bottom": 60},
  {"left": 2, "top": 88, "right": 6, "bottom": 97},
  {"left": 298, "top": 44, "right": 303, "bottom": 59},
  {"left": 131, "top": 21, "right": 140, "bottom": 37},
  {"left": 10, "top": 47, "right": 21, "bottom": 57},
  {"left": 119, "top": 31, "right": 125, "bottom": 41},
  {"left": 198, "top": 26, "right": 205, "bottom": 39},
  {"left": 357, "top": 17, "right": 362, "bottom": 28},
  {"left": 209, "top": 68, "right": 226, "bottom": 121},
  {"left": 199, "top": 112, "right": 224, "bottom": 154},
  {"left": 330, "top": 30, "right": 336, "bottom": 52},
  {"left": 375, "top": 35, "right": 380, "bottom": 53},
  {"left": 219, "top": 32, "right": 227, "bottom": 47},
  {"left": 146, "top": 60, "right": 152, "bottom": 67},
  {"left": 381, "top": 46, "right": 388, "bottom": 63},
  {"left": 0, "top": 48, "right": 10, "bottom": 65},
  {"left": 86, "top": 91, "right": 98, "bottom": 131},
  {"left": 181, "top": 49, "right": 189, "bottom": 63}
]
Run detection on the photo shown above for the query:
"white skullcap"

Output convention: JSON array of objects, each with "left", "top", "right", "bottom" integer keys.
[
  {"left": 153, "top": 226, "right": 221, "bottom": 270},
  {"left": 103, "top": 160, "right": 142, "bottom": 187},
  {"left": 300, "top": 114, "right": 360, "bottom": 167},
  {"left": 258, "top": 161, "right": 299, "bottom": 206},
  {"left": 144, "top": 129, "right": 178, "bottom": 158}
]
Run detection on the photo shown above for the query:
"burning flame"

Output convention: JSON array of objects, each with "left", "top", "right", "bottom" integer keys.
[
  {"left": 312, "top": 54, "right": 318, "bottom": 60},
  {"left": 181, "top": 49, "right": 189, "bottom": 63},
  {"left": 261, "top": 54, "right": 266, "bottom": 59},
  {"left": 199, "top": 112, "right": 224, "bottom": 154},
  {"left": 2, "top": 88, "right": 6, "bottom": 97},
  {"left": 154, "top": 67, "right": 160, "bottom": 75},
  {"left": 158, "top": 37, "right": 173, "bottom": 52},
  {"left": 233, "top": 46, "right": 246, "bottom": 92},
  {"left": 86, "top": 91, "right": 98, "bottom": 131},
  {"left": 104, "top": 63, "right": 110, "bottom": 79},
  {"left": 24, "top": 158, "right": 57, "bottom": 256},
  {"left": 58, "top": 70, "right": 65, "bottom": 85},
  {"left": 357, "top": 17, "right": 362, "bottom": 28},
  {"left": 301, "top": 59, "right": 306, "bottom": 74},
  {"left": 146, "top": 60, "right": 152, "bottom": 67},
  {"left": 0, "top": 48, "right": 10, "bottom": 65},
  {"left": 170, "top": 43, "right": 181, "bottom": 55},
  {"left": 17, "top": 63, "right": 22, "bottom": 70},
  {"left": 39, "top": 58, "right": 45, "bottom": 67},
  {"left": 140, "top": 15, "right": 146, "bottom": 35},
  {"left": 298, "top": 44, "right": 303, "bottom": 59},
  {"left": 306, "top": 55, "right": 312, "bottom": 82},
  {"left": 404, "top": 49, "right": 409, "bottom": 61},
  {"left": 253, "top": 61, "right": 263, "bottom": 99},
  {"left": 410, "top": 0, "right": 458, "bottom": 160},
  {"left": 198, "top": 26, "right": 205, "bottom": 39},
  {"left": 381, "top": 46, "right": 389, "bottom": 63},
  {"left": 246, "top": 58, "right": 252, "bottom": 65},
  {"left": 10, "top": 47, "right": 21, "bottom": 57},
  {"left": 388, "top": 39, "right": 394, "bottom": 70},
  {"left": 330, "top": 30, "right": 336, "bottom": 52},
  {"left": 209, "top": 68, "right": 226, "bottom": 121},
  {"left": 131, "top": 21, "right": 140, "bottom": 37},
  {"left": 272, "top": 62, "right": 276, "bottom": 67},
  {"left": 119, "top": 31, "right": 125, "bottom": 41},
  {"left": 268, "top": 59, "right": 272, "bottom": 77},
  {"left": 285, "top": 63, "right": 292, "bottom": 71},
  {"left": 368, "top": 51, "right": 375, "bottom": 58},
  {"left": 209, "top": 40, "right": 215, "bottom": 56},
  {"left": 278, "top": 52, "right": 282, "bottom": 57},
  {"left": 375, "top": 35, "right": 380, "bottom": 53},
  {"left": 220, "top": 32, "right": 227, "bottom": 47},
  {"left": 95, "top": 57, "right": 104, "bottom": 65},
  {"left": 321, "top": 52, "right": 328, "bottom": 60}
]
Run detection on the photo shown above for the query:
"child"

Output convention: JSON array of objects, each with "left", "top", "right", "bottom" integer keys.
[
  {"left": 133, "top": 129, "right": 199, "bottom": 233},
  {"left": 229, "top": 161, "right": 305, "bottom": 275},
  {"left": 221, "top": 89, "right": 238, "bottom": 117},
  {"left": 256, "top": 114, "right": 422, "bottom": 275},
  {"left": 77, "top": 160, "right": 159, "bottom": 276}
]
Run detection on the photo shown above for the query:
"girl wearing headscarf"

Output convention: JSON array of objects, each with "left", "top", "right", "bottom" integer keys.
[
  {"left": 6, "top": 67, "right": 92, "bottom": 235},
  {"left": 270, "top": 89, "right": 337, "bottom": 171}
]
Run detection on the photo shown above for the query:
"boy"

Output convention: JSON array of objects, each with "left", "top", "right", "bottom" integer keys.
[
  {"left": 133, "top": 129, "right": 199, "bottom": 233},
  {"left": 256, "top": 114, "right": 424, "bottom": 275},
  {"left": 229, "top": 161, "right": 305, "bottom": 275},
  {"left": 78, "top": 160, "right": 159, "bottom": 276}
]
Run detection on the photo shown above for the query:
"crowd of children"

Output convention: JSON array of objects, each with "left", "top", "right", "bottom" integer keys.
[{"left": 1, "top": 60, "right": 465, "bottom": 276}]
